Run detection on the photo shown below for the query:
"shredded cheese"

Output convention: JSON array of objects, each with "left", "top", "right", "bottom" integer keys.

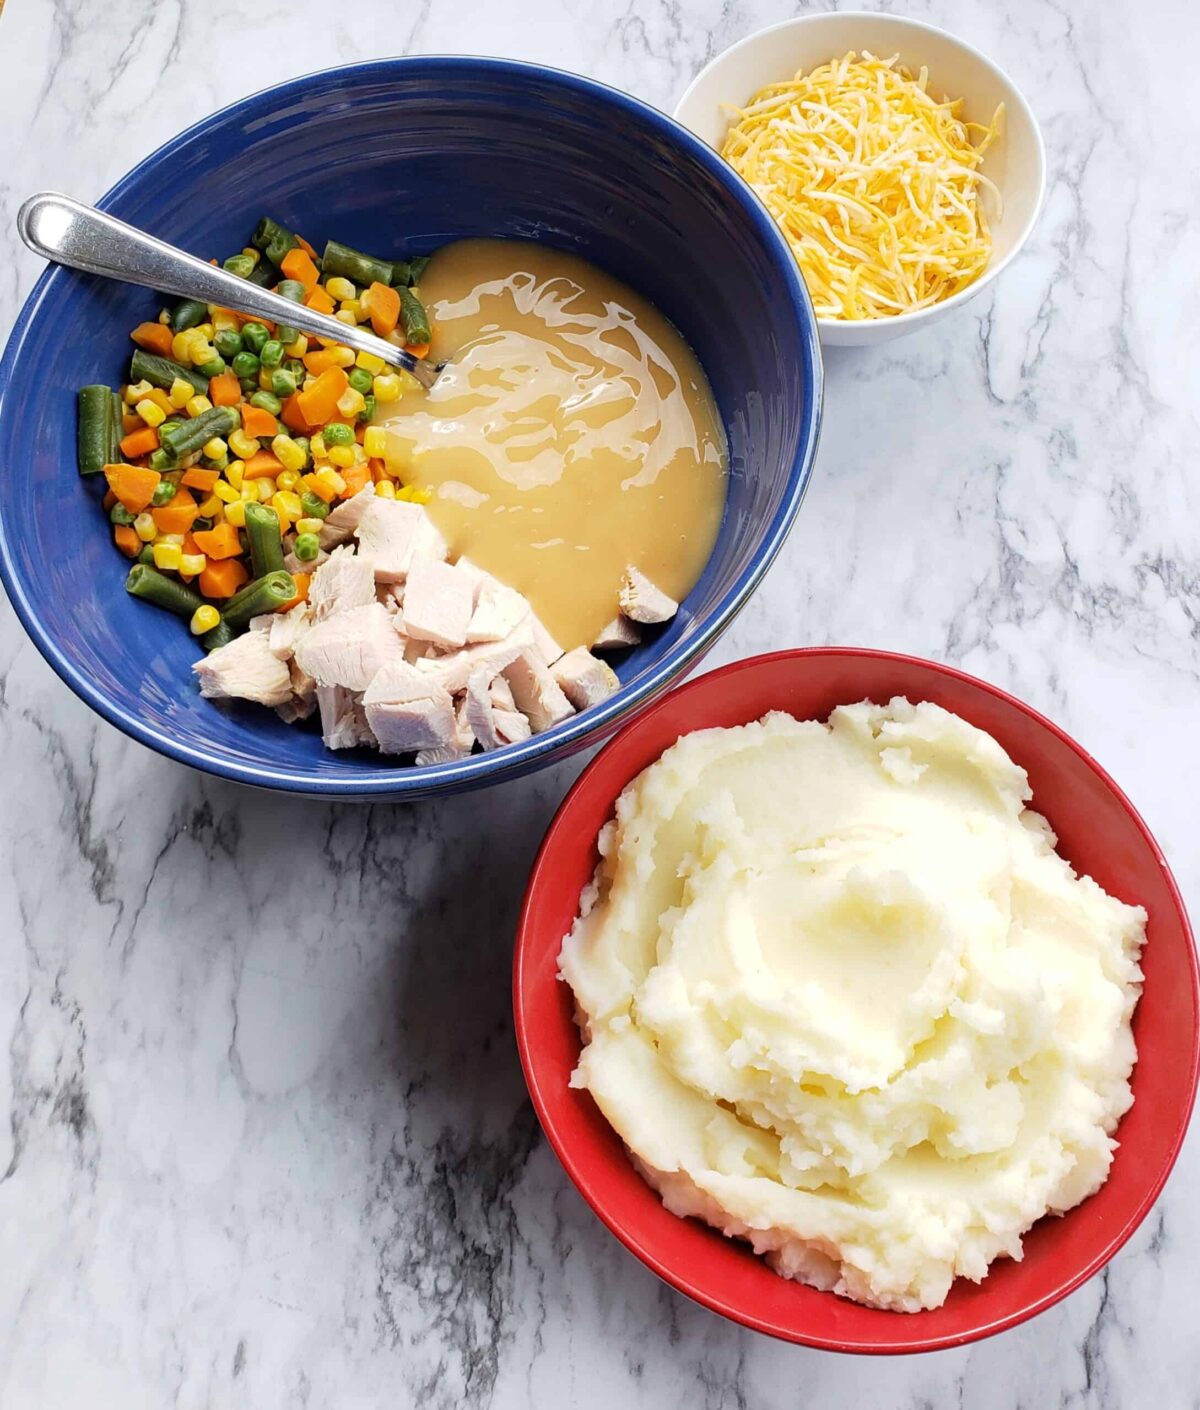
[{"left": 722, "top": 51, "right": 1003, "bottom": 320}]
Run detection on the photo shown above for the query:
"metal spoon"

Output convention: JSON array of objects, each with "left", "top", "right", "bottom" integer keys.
[{"left": 16, "top": 192, "right": 441, "bottom": 390}]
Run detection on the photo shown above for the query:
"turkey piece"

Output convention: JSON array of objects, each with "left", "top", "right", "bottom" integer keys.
[
  {"left": 551, "top": 647, "right": 620, "bottom": 710},
  {"left": 402, "top": 559, "right": 475, "bottom": 649},
  {"left": 318, "top": 484, "right": 377, "bottom": 550},
  {"left": 502, "top": 649, "right": 575, "bottom": 734},
  {"left": 618, "top": 566, "right": 678, "bottom": 624},
  {"left": 593, "top": 614, "right": 642, "bottom": 650},
  {"left": 294, "top": 602, "right": 403, "bottom": 691},
  {"left": 308, "top": 546, "right": 377, "bottom": 621},
  {"left": 414, "top": 621, "right": 535, "bottom": 694},
  {"left": 316, "top": 685, "right": 376, "bottom": 751},
  {"left": 355, "top": 498, "right": 448, "bottom": 583},
  {"left": 193, "top": 630, "right": 294, "bottom": 707}
]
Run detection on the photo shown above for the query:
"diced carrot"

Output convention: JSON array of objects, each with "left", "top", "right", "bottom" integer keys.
[
  {"left": 303, "top": 346, "right": 349, "bottom": 376},
  {"left": 209, "top": 371, "right": 241, "bottom": 406},
  {"left": 102, "top": 488, "right": 118, "bottom": 511},
  {"left": 192, "top": 523, "right": 243, "bottom": 560},
  {"left": 182, "top": 531, "right": 202, "bottom": 556},
  {"left": 239, "top": 404, "right": 278, "bottom": 440},
  {"left": 130, "top": 321, "right": 174, "bottom": 357},
  {"left": 113, "top": 524, "right": 140, "bottom": 557},
  {"left": 152, "top": 486, "right": 198, "bottom": 535},
  {"left": 181, "top": 466, "right": 219, "bottom": 492},
  {"left": 104, "top": 463, "right": 161, "bottom": 513},
  {"left": 281, "top": 247, "right": 320, "bottom": 292},
  {"left": 121, "top": 411, "right": 142, "bottom": 434},
  {"left": 276, "top": 571, "right": 310, "bottom": 611},
  {"left": 304, "top": 287, "right": 335, "bottom": 315},
  {"left": 294, "top": 232, "right": 318, "bottom": 259},
  {"left": 406, "top": 342, "right": 431, "bottom": 359},
  {"left": 363, "top": 281, "right": 400, "bottom": 338},
  {"left": 243, "top": 449, "right": 284, "bottom": 479},
  {"left": 341, "top": 462, "right": 370, "bottom": 496},
  {"left": 144, "top": 387, "right": 174, "bottom": 414},
  {"left": 199, "top": 558, "right": 250, "bottom": 599},
  {"left": 296, "top": 367, "right": 349, "bottom": 425},
  {"left": 280, "top": 392, "right": 313, "bottom": 434},
  {"left": 120, "top": 425, "right": 160, "bottom": 459}
]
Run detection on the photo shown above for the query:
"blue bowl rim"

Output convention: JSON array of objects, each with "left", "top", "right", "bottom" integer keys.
[{"left": 0, "top": 54, "right": 824, "bottom": 798}]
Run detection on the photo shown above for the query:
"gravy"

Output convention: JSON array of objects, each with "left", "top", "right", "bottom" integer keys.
[{"left": 378, "top": 239, "right": 727, "bottom": 650}]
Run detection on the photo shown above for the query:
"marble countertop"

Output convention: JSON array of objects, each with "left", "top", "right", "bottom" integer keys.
[{"left": 2, "top": 0, "right": 1197, "bottom": 1405}]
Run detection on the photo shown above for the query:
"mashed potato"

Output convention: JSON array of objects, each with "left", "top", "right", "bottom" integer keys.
[{"left": 558, "top": 700, "right": 1146, "bottom": 1312}]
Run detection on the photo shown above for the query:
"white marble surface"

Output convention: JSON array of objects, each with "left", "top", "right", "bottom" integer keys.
[{"left": 1, "top": 0, "right": 1197, "bottom": 1404}]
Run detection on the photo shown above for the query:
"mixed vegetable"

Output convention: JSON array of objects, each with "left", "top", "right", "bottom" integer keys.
[{"left": 78, "top": 217, "right": 434, "bottom": 652}]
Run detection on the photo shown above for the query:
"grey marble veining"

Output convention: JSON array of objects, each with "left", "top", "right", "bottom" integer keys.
[{"left": 1, "top": 0, "right": 1198, "bottom": 1405}]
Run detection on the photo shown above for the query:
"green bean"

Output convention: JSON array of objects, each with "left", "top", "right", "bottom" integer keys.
[
  {"left": 322, "top": 239, "right": 394, "bottom": 288},
  {"left": 299, "top": 489, "right": 329, "bottom": 520},
  {"left": 223, "top": 254, "right": 256, "bottom": 279},
  {"left": 77, "top": 385, "right": 115, "bottom": 475},
  {"left": 251, "top": 216, "right": 299, "bottom": 269},
  {"left": 408, "top": 255, "right": 430, "bottom": 285},
  {"left": 241, "top": 322, "right": 270, "bottom": 354},
  {"left": 389, "top": 259, "right": 413, "bottom": 288},
  {"left": 201, "top": 619, "right": 235, "bottom": 652},
  {"left": 214, "top": 328, "right": 244, "bottom": 359},
  {"left": 137, "top": 545, "right": 156, "bottom": 566},
  {"left": 129, "top": 349, "right": 208, "bottom": 395},
  {"left": 159, "top": 406, "right": 238, "bottom": 460},
  {"left": 358, "top": 394, "right": 375, "bottom": 425},
  {"left": 148, "top": 448, "right": 179, "bottom": 473},
  {"left": 398, "top": 287, "right": 431, "bottom": 345},
  {"left": 220, "top": 570, "right": 296, "bottom": 631},
  {"left": 245, "top": 258, "right": 280, "bottom": 289},
  {"left": 283, "top": 358, "right": 305, "bottom": 380},
  {"left": 170, "top": 299, "right": 208, "bottom": 333},
  {"left": 125, "top": 563, "right": 206, "bottom": 619},
  {"left": 109, "top": 391, "right": 124, "bottom": 464},
  {"left": 243, "top": 502, "right": 285, "bottom": 577},
  {"left": 249, "top": 390, "right": 282, "bottom": 415},
  {"left": 276, "top": 280, "right": 305, "bottom": 304}
]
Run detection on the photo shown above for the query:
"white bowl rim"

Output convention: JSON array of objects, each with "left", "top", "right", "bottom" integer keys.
[{"left": 675, "top": 10, "right": 1048, "bottom": 332}]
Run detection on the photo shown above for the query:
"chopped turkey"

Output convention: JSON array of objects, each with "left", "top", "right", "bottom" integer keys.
[
  {"left": 318, "top": 484, "right": 377, "bottom": 550},
  {"left": 493, "top": 708, "right": 533, "bottom": 744},
  {"left": 308, "top": 546, "right": 377, "bottom": 621},
  {"left": 268, "top": 603, "right": 310, "bottom": 660},
  {"left": 502, "top": 649, "right": 576, "bottom": 734},
  {"left": 316, "top": 685, "right": 376, "bottom": 751},
  {"left": 552, "top": 647, "right": 620, "bottom": 710},
  {"left": 618, "top": 566, "right": 678, "bottom": 624},
  {"left": 366, "top": 694, "right": 457, "bottom": 755},
  {"left": 194, "top": 630, "right": 293, "bottom": 706},
  {"left": 466, "top": 582, "right": 530, "bottom": 643},
  {"left": 414, "top": 621, "right": 535, "bottom": 694},
  {"left": 277, "top": 658, "right": 318, "bottom": 722},
  {"left": 404, "top": 636, "right": 438, "bottom": 664},
  {"left": 530, "top": 613, "right": 564, "bottom": 665},
  {"left": 417, "top": 697, "right": 476, "bottom": 765},
  {"left": 593, "top": 614, "right": 642, "bottom": 650},
  {"left": 294, "top": 602, "right": 403, "bottom": 691},
  {"left": 362, "top": 659, "right": 442, "bottom": 707},
  {"left": 402, "top": 559, "right": 475, "bottom": 649},
  {"left": 463, "top": 667, "right": 504, "bottom": 751},
  {"left": 489, "top": 675, "right": 517, "bottom": 712},
  {"left": 355, "top": 498, "right": 448, "bottom": 583}
]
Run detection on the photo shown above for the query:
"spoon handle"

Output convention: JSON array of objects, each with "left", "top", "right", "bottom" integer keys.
[{"left": 17, "top": 192, "right": 438, "bottom": 389}]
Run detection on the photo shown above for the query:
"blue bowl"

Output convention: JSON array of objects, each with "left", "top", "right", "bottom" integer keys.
[{"left": 0, "top": 58, "right": 822, "bottom": 798}]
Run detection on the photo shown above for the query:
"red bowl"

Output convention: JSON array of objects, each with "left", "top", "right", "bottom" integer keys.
[{"left": 514, "top": 648, "right": 1199, "bottom": 1353}]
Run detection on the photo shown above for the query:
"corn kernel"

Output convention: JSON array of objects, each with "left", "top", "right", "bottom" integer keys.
[
  {"left": 276, "top": 469, "right": 300, "bottom": 492},
  {"left": 186, "top": 395, "right": 213, "bottom": 419},
  {"left": 241, "top": 247, "right": 260, "bottom": 266},
  {"left": 213, "top": 480, "right": 239, "bottom": 504},
  {"left": 397, "top": 485, "right": 432, "bottom": 505},
  {"left": 151, "top": 542, "right": 182, "bottom": 571},
  {"left": 372, "top": 374, "right": 403, "bottom": 403},
  {"left": 310, "top": 433, "right": 327, "bottom": 459},
  {"left": 167, "top": 377, "right": 194, "bottom": 409},
  {"left": 271, "top": 435, "right": 307, "bottom": 474},
  {"left": 275, "top": 489, "right": 304, "bottom": 520},
  {"left": 363, "top": 426, "right": 388, "bottom": 459},
  {"left": 284, "top": 334, "right": 308, "bottom": 358},
  {"left": 259, "top": 369, "right": 275, "bottom": 391},
  {"left": 314, "top": 467, "right": 346, "bottom": 499},
  {"left": 224, "top": 499, "right": 247, "bottom": 528},
  {"left": 180, "top": 553, "right": 207, "bottom": 578},
  {"left": 133, "top": 512, "right": 158, "bottom": 542},
  {"left": 225, "top": 461, "right": 244, "bottom": 490},
  {"left": 239, "top": 482, "right": 257, "bottom": 502},
  {"left": 172, "top": 330, "right": 196, "bottom": 362},
  {"left": 188, "top": 340, "right": 217, "bottom": 367},
  {"left": 333, "top": 347, "right": 356, "bottom": 368},
  {"left": 196, "top": 323, "right": 215, "bottom": 340},
  {"left": 327, "top": 444, "right": 355, "bottom": 468},
  {"left": 160, "top": 533, "right": 186, "bottom": 547},
  {"left": 228, "top": 428, "right": 260, "bottom": 460},
  {"left": 212, "top": 310, "right": 239, "bottom": 332},
  {"left": 375, "top": 479, "right": 397, "bottom": 500},
  {"left": 341, "top": 298, "right": 365, "bottom": 322},
  {"left": 135, "top": 398, "right": 166, "bottom": 428},
  {"left": 335, "top": 309, "right": 358, "bottom": 327},
  {"left": 256, "top": 478, "right": 276, "bottom": 502},
  {"left": 122, "top": 379, "right": 152, "bottom": 404},
  {"left": 190, "top": 604, "right": 221, "bottom": 636},
  {"left": 336, "top": 388, "right": 365, "bottom": 418},
  {"left": 157, "top": 308, "right": 171, "bottom": 325},
  {"left": 295, "top": 517, "right": 323, "bottom": 536},
  {"left": 325, "top": 276, "right": 356, "bottom": 302},
  {"left": 356, "top": 350, "right": 387, "bottom": 375},
  {"left": 197, "top": 493, "right": 221, "bottom": 517}
]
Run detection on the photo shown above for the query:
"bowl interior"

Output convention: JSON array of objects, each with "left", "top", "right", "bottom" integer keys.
[
  {"left": 0, "top": 59, "right": 820, "bottom": 797},
  {"left": 515, "top": 649, "right": 1199, "bottom": 1352}
]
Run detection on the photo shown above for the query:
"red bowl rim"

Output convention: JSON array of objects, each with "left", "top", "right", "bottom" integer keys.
[{"left": 513, "top": 646, "right": 1200, "bottom": 1353}]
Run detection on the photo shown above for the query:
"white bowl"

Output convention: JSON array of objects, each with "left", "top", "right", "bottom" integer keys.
[{"left": 674, "top": 12, "right": 1046, "bottom": 347}]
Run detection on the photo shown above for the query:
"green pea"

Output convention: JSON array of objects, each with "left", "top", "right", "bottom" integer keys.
[
  {"left": 192, "top": 516, "right": 214, "bottom": 533},
  {"left": 196, "top": 356, "right": 226, "bottom": 379},
  {"left": 109, "top": 502, "right": 136, "bottom": 526},
  {"left": 148, "top": 449, "right": 177, "bottom": 472},
  {"left": 137, "top": 544, "right": 156, "bottom": 565},
  {"left": 271, "top": 368, "right": 298, "bottom": 399},
  {"left": 348, "top": 367, "right": 373, "bottom": 396},
  {"left": 283, "top": 358, "right": 305, "bottom": 379},
  {"left": 250, "top": 390, "right": 282, "bottom": 415},
  {"left": 223, "top": 254, "right": 256, "bottom": 279},
  {"left": 293, "top": 532, "right": 320, "bottom": 562},
  {"left": 260, "top": 340, "right": 284, "bottom": 369},
  {"left": 151, "top": 480, "right": 177, "bottom": 507},
  {"left": 299, "top": 489, "right": 329, "bottom": 520},
  {"left": 241, "top": 322, "right": 269, "bottom": 354},
  {"left": 214, "top": 328, "right": 244, "bottom": 359},
  {"left": 323, "top": 421, "right": 354, "bottom": 448},
  {"left": 231, "top": 351, "right": 260, "bottom": 380}
]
